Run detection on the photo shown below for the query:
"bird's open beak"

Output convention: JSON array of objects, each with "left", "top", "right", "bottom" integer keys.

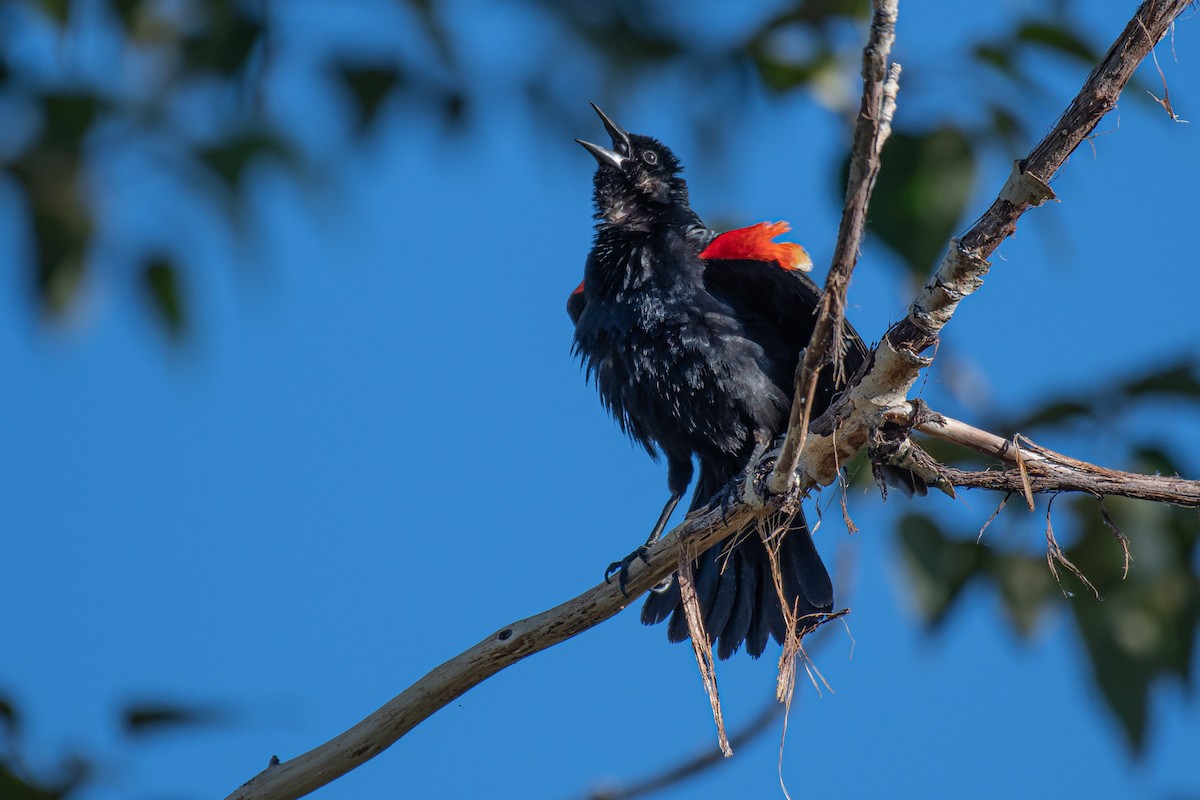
[
  {"left": 576, "top": 138, "right": 625, "bottom": 169},
  {"left": 590, "top": 102, "right": 631, "bottom": 155},
  {"left": 576, "top": 102, "right": 632, "bottom": 169}
]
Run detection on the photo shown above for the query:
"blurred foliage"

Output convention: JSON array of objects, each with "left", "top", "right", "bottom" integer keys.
[
  {"left": 0, "top": 692, "right": 217, "bottom": 798},
  {"left": 122, "top": 699, "right": 223, "bottom": 735},
  {"left": 845, "top": 127, "right": 976, "bottom": 280},
  {"left": 2, "top": 0, "right": 1196, "bottom": 780},
  {"left": 899, "top": 359, "right": 1200, "bottom": 752},
  {"left": 140, "top": 256, "right": 186, "bottom": 338},
  {"left": 0, "top": 0, "right": 1133, "bottom": 334}
]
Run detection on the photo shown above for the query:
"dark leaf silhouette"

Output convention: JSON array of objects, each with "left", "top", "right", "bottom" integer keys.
[
  {"left": 141, "top": 258, "right": 187, "bottom": 339},
  {"left": 897, "top": 513, "right": 987, "bottom": 627},
  {"left": 850, "top": 127, "right": 976, "bottom": 277},
  {"left": 1017, "top": 20, "right": 1101, "bottom": 64},
  {"left": 334, "top": 63, "right": 402, "bottom": 134},
  {"left": 122, "top": 701, "right": 220, "bottom": 736}
]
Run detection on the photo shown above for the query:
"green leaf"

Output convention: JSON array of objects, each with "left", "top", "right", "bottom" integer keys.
[
  {"left": 34, "top": 0, "right": 70, "bottom": 25},
  {"left": 761, "top": 0, "right": 870, "bottom": 27},
  {"left": 195, "top": 131, "right": 289, "bottom": 192},
  {"left": 108, "top": 0, "right": 144, "bottom": 29},
  {"left": 751, "top": 50, "right": 836, "bottom": 94},
  {"left": 31, "top": 209, "right": 89, "bottom": 315},
  {"left": 0, "top": 761, "right": 60, "bottom": 800},
  {"left": 1008, "top": 399, "right": 1094, "bottom": 431},
  {"left": 0, "top": 751, "right": 88, "bottom": 799},
  {"left": 0, "top": 694, "right": 17, "bottom": 737},
  {"left": 333, "top": 63, "right": 402, "bottom": 134},
  {"left": 985, "top": 104, "right": 1027, "bottom": 149},
  {"left": 972, "top": 43, "right": 1013, "bottom": 73},
  {"left": 122, "top": 701, "right": 215, "bottom": 735},
  {"left": 547, "top": 2, "right": 681, "bottom": 66},
  {"left": 181, "top": 0, "right": 264, "bottom": 77},
  {"left": 1016, "top": 20, "right": 1100, "bottom": 64},
  {"left": 896, "top": 513, "right": 986, "bottom": 627},
  {"left": 853, "top": 127, "right": 976, "bottom": 277},
  {"left": 40, "top": 93, "right": 103, "bottom": 152},
  {"left": 1130, "top": 445, "right": 1184, "bottom": 478},
  {"left": 1000, "top": 359, "right": 1200, "bottom": 433},
  {"left": 1121, "top": 360, "right": 1200, "bottom": 402},
  {"left": 8, "top": 149, "right": 94, "bottom": 317},
  {"left": 140, "top": 258, "right": 187, "bottom": 340},
  {"left": 1062, "top": 497, "right": 1200, "bottom": 753},
  {"left": 988, "top": 553, "right": 1055, "bottom": 636}
]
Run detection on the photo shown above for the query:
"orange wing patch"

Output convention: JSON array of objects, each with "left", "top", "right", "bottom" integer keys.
[{"left": 699, "top": 221, "right": 812, "bottom": 272}]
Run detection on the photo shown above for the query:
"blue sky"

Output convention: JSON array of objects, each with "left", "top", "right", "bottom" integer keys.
[{"left": 3, "top": 2, "right": 1199, "bottom": 798}]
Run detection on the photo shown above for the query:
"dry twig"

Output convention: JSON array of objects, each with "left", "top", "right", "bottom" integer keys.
[
  {"left": 791, "top": 0, "right": 1193, "bottom": 494},
  {"left": 769, "top": 0, "right": 901, "bottom": 495},
  {"left": 913, "top": 412, "right": 1200, "bottom": 506}
]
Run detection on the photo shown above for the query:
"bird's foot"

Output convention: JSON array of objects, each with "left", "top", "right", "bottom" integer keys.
[
  {"left": 709, "top": 469, "right": 750, "bottom": 525},
  {"left": 604, "top": 546, "right": 652, "bottom": 597}
]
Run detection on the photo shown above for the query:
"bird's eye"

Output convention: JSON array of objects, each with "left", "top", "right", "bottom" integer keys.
[{"left": 642, "top": 151, "right": 658, "bottom": 165}]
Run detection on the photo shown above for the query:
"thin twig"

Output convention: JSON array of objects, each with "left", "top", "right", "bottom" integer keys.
[
  {"left": 1044, "top": 495, "right": 1101, "bottom": 598},
  {"left": 912, "top": 411, "right": 1200, "bottom": 506},
  {"left": 769, "top": 0, "right": 901, "bottom": 494},
  {"left": 887, "top": 0, "right": 1193, "bottom": 355},
  {"left": 788, "top": 0, "right": 1192, "bottom": 496},
  {"left": 576, "top": 698, "right": 784, "bottom": 800}
]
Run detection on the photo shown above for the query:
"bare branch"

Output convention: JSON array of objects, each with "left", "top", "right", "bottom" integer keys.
[
  {"left": 887, "top": 0, "right": 1192, "bottom": 355},
  {"left": 577, "top": 699, "right": 784, "bottom": 800},
  {"left": 225, "top": 3, "right": 1196, "bottom": 798},
  {"left": 224, "top": 494, "right": 827, "bottom": 800},
  {"left": 909, "top": 411, "right": 1200, "bottom": 506},
  {"left": 790, "top": 0, "right": 1192, "bottom": 493},
  {"left": 769, "top": 0, "right": 900, "bottom": 494}
]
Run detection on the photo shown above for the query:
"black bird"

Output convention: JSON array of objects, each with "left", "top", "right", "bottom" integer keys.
[{"left": 568, "top": 105, "right": 867, "bottom": 659}]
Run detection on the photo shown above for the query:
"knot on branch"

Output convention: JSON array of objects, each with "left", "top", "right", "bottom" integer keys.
[
  {"left": 869, "top": 401, "right": 956, "bottom": 500},
  {"left": 999, "top": 159, "right": 1056, "bottom": 207}
]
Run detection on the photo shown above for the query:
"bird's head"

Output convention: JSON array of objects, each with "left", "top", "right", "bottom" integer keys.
[{"left": 577, "top": 103, "right": 689, "bottom": 228}]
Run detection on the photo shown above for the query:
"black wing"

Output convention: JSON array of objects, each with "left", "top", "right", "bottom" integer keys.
[{"left": 701, "top": 258, "right": 868, "bottom": 413}]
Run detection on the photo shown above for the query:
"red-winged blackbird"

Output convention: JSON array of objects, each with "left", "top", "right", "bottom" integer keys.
[{"left": 569, "top": 104, "right": 868, "bottom": 659}]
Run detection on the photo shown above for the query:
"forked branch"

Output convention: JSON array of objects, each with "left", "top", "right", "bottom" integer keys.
[
  {"left": 792, "top": 0, "right": 1192, "bottom": 491},
  {"left": 226, "top": 2, "right": 1195, "bottom": 798},
  {"left": 908, "top": 410, "right": 1200, "bottom": 506}
]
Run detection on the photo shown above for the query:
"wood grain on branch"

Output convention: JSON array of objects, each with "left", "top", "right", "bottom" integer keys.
[{"left": 912, "top": 411, "right": 1200, "bottom": 506}]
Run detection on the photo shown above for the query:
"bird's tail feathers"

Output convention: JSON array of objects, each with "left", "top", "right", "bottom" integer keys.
[{"left": 640, "top": 510, "right": 832, "bottom": 659}]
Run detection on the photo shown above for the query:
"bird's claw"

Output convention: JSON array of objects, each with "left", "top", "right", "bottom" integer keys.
[
  {"left": 604, "top": 546, "right": 652, "bottom": 597},
  {"left": 710, "top": 471, "right": 747, "bottom": 525}
]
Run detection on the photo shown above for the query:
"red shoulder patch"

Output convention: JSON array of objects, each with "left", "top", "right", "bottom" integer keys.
[
  {"left": 698, "top": 221, "right": 812, "bottom": 272},
  {"left": 566, "top": 279, "right": 586, "bottom": 324}
]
